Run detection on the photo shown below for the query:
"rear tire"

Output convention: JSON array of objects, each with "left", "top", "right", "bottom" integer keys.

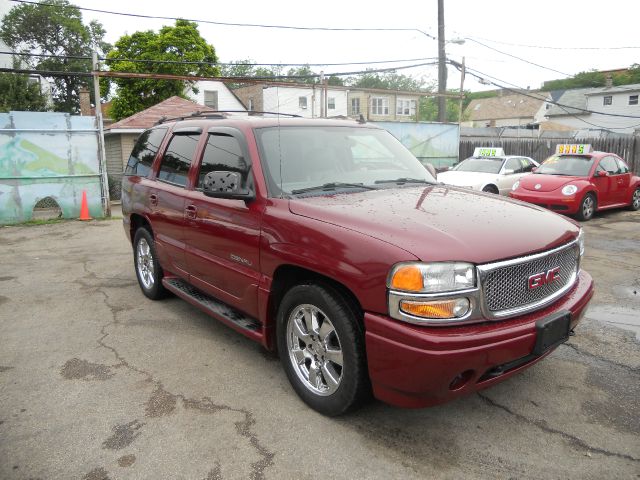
[
  {"left": 276, "top": 283, "right": 370, "bottom": 416},
  {"left": 576, "top": 193, "right": 596, "bottom": 221},
  {"left": 629, "top": 187, "right": 640, "bottom": 211},
  {"left": 133, "top": 228, "right": 168, "bottom": 300}
]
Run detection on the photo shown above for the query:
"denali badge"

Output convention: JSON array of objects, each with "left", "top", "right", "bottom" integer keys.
[{"left": 528, "top": 267, "right": 560, "bottom": 289}]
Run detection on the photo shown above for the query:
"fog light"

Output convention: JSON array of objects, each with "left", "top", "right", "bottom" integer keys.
[{"left": 400, "top": 298, "right": 470, "bottom": 319}]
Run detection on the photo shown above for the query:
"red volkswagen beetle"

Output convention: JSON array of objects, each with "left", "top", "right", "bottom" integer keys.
[{"left": 510, "top": 144, "right": 640, "bottom": 221}]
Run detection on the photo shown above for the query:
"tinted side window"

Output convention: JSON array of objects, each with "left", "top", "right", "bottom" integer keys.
[
  {"left": 197, "top": 133, "right": 247, "bottom": 188},
  {"left": 616, "top": 158, "right": 630, "bottom": 174},
  {"left": 157, "top": 134, "right": 200, "bottom": 187},
  {"left": 599, "top": 156, "right": 620, "bottom": 174},
  {"left": 124, "top": 128, "right": 167, "bottom": 176},
  {"left": 520, "top": 158, "right": 535, "bottom": 172}
]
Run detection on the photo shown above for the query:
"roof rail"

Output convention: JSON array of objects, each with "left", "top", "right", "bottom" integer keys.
[{"left": 155, "top": 110, "right": 301, "bottom": 125}]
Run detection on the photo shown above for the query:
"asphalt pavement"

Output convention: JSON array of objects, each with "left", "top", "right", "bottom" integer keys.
[{"left": 0, "top": 207, "right": 638, "bottom": 479}]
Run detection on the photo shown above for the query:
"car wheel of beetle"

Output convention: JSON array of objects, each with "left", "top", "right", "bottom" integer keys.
[
  {"left": 133, "top": 228, "right": 168, "bottom": 300},
  {"left": 277, "top": 284, "right": 370, "bottom": 416},
  {"left": 576, "top": 193, "right": 596, "bottom": 221},
  {"left": 629, "top": 187, "right": 640, "bottom": 211},
  {"left": 482, "top": 185, "right": 499, "bottom": 194}
]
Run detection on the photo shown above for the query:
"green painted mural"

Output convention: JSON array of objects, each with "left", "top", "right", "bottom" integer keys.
[{"left": 0, "top": 112, "right": 104, "bottom": 224}]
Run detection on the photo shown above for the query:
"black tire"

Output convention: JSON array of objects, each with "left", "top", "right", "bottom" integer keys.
[
  {"left": 276, "top": 283, "right": 370, "bottom": 416},
  {"left": 628, "top": 187, "right": 640, "bottom": 211},
  {"left": 133, "top": 227, "right": 168, "bottom": 300},
  {"left": 576, "top": 193, "right": 596, "bottom": 221},
  {"left": 482, "top": 185, "right": 499, "bottom": 194}
]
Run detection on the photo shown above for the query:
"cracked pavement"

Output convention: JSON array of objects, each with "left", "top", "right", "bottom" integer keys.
[{"left": 0, "top": 207, "right": 638, "bottom": 479}]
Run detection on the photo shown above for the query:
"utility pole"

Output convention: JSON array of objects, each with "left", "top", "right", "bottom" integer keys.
[
  {"left": 92, "top": 51, "right": 111, "bottom": 217},
  {"left": 458, "top": 57, "right": 465, "bottom": 125},
  {"left": 437, "top": 0, "right": 447, "bottom": 122},
  {"left": 320, "top": 71, "right": 325, "bottom": 118}
]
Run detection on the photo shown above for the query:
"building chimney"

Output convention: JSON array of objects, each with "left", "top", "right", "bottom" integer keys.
[
  {"left": 79, "top": 87, "right": 91, "bottom": 116},
  {"left": 605, "top": 74, "right": 613, "bottom": 88}
]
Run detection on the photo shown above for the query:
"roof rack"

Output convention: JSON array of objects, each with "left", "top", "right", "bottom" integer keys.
[{"left": 155, "top": 110, "right": 301, "bottom": 125}]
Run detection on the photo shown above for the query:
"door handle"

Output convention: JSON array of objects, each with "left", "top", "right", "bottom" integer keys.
[
  {"left": 149, "top": 194, "right": 158, "bottom": 206},
  {"left": 185, "top": 204, "right": 197, "bottom": 219}
]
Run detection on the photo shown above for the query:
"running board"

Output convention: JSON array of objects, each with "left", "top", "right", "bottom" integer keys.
[{"left": 163, "top": 278, "right": 261, "bottom": 332}]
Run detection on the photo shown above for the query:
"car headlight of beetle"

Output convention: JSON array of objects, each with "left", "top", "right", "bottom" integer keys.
[
  {"left": 387, "top": 262, "right": 475, "bottom": 322},
  {"left": 512, "top": 180, "right": 520, "bottom": 191},
  {"left": 562, "top": 184, "right": 578, "bottom": 196}
]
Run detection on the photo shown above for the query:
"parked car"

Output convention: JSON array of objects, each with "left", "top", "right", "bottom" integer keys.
[
  {"left": 438, "top": 147, "right": 538, "bottom": 195},
  {"left": 122, "top": 114, "right": 593, "bottom": 416},
  {"left": 510, "top": 144, "right": 640, "bottom": 221}
]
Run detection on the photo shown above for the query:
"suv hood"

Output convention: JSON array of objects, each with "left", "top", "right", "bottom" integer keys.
[{"left": 289, "top": 186, "right": 578, "bottom": 264}]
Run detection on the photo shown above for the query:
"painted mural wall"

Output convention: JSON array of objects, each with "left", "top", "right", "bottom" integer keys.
[
  {"left": 376, "top": 121, "right": 460, "bottom": 170},
  {"left": 0, "top": 111, "right": 103, "bottom": 224}
]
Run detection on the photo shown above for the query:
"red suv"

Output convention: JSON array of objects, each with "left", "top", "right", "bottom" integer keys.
[{"left": 122, "top": 113, "right": 594, "bottom": 416}]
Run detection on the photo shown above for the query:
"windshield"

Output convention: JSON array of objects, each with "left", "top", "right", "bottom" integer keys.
[
  {"left": 255, "top": 126, "right": 436, "bottom": 196},
  {"left": 452, "top": 157, "right": 504, "bottom": 174},
  {"left": 536, "top": 154, "right": 594, "bottom": 176}
]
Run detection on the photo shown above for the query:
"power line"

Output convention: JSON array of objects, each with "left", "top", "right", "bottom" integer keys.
[
  {"left": 460, "top": 64, "right": 640, "bottom": 120},
  {"left": 1, "top": 50, "right": 439, "bottom": 68},
  {"left": 465, "top": 38, "right": 571, "bottom": 77},
  {"left": 466, "top": 35, "right": 640, "bottom": 51},
  {"left": 9, "top": 0, "right": 436, "bottom": 38}
]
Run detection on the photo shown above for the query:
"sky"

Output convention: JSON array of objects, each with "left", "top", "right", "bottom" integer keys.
[{"left": 2, "top": 0, "right": 639, "bottom": 92}]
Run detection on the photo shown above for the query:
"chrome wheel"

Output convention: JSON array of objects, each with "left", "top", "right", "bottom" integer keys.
[
  {"left": 286, "top": 304, "right": 343, "bottom": 396},
  {"left": 632, "top": 189, "right": 640, "bottom": 210},
  {"left": 582, "top": 195, "right": 594, "bottom": 219},
  {"left": 136, "top": 237, "right": 155, "bottom": 290}
]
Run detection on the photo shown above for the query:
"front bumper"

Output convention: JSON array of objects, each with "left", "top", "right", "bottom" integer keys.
[
  {"left": 364, "top": 270, "right": 594, "bottom": 408},
  {"left": 510, "top": 190, "right": 581, "bottom": 215}
]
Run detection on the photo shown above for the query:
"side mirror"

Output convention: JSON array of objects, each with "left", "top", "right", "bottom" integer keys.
[
  {"left": 596, "top": 170, "right": 608, "bottom": 177},
  {"left": 503, "top": 168, "right": 515, "bottom": 175},
  {"left": 532, "top": 167, "right": 538, "bottom": 173},
  {"left": 203, "top": 171, "right": 255, "bottom": 200}
]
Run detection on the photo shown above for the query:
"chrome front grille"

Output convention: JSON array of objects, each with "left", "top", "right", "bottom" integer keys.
[{"left": 479, "top": 243, "right": 579, "bottom": 316}]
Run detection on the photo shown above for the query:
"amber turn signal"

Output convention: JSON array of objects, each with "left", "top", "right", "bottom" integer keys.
[
  {"left": 400, "top": 298, "right": 470, "bottom": 319},
  {"left": 390, "top": 265, "right": 424, "bottom": 292}
]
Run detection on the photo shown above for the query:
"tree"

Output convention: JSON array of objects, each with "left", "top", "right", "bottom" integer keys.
[
  {"left": 107, "top": 20, "right": 219, "bottom": 120},
  {"left": 0, "top": 0, "right": 110, "bottom": 113},
  {"left": 419, "top": 91, "right": 468, "bottom": 122},
  {"left": 347, "top": 71, "right": 431, "bottom": 92},
  {"left": 0, "top": 72, "right": 48, "bottom": 112}
]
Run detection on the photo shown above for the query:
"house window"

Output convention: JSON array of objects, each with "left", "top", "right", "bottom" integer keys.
[
  {"left": 371, "top": 97, "right": 389, "bottom": 115},
  {"left": 328, "top": 97, "right": 336, "bottom": 110},
  {"left": 204, "top": 90, "right": 218, "bottom": 110},
  {"left": 396, "top": 99, "right": 416, "bottom": 116},
  {"left": 299, "top": 96, "right": 308, "bottom": 109},
  {"left": 629, "top": 95, "right": 639, "bottom": 106},
  {"left": 248, "top": 98, "right": 254, "bottom": 111},
  {"left": 350, "top": 97, "right": 360, "bottom": 115},
  {"left": 603, "top": 96, "right": 612, "bottom": 106}
]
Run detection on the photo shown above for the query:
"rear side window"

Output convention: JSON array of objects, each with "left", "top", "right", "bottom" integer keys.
[
  {"left": 124, "top": 128, "right": 167, "bottom": 176},
  {"left": 197, "top": 133, "right": 247, "bottom": 188},
  {"left": 157, "top": 133, "right": 200, "bottom": 187}
]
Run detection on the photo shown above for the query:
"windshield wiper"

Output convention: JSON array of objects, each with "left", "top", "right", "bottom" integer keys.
[
  {"left": 291, "top": 182, "right": 377, "bottom": 195},
  {"left": 374, "top": 177, "right": 435, "bottom": 185}
]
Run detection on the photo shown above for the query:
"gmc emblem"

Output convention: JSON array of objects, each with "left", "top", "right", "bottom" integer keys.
[{"left": 528, "top": 267, "right": 561, "bottom": 289}]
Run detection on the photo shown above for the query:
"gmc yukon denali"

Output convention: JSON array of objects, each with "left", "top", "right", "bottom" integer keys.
[{"left": 121, "top": 113, "right": 594, "bottom": 416}]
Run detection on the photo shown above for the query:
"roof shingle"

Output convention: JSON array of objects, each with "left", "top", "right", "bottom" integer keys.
[{"left": 107, "top": 96, "right": 208, "bottom": 130}]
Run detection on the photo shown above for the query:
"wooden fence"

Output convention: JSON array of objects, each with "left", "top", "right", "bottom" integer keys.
[{"left": 459, "top": 137, "right": 639, "bottom": 174}]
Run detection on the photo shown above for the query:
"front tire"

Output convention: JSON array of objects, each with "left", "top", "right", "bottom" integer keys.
[
  {"left": 629, "top": 187, "right": 640, "bottom": 211},
  {"left": 133, "top": 228, "right": 168, "bottom": 300},
  {"left": 276, "top": 284, "right": 370, "bottom": 416},
  {"left": 576, "top": 193, "right": 596, "bottom": 221},
  {"left": 482, "top": 185, "right": 499, "bottom": 194}
]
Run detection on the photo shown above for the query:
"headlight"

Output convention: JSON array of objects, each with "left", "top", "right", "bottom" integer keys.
[
  {"left": 388, "top": 262, "right": 475, "bottom": 293},
  {"left": 562, "top": 185, "right": 578, "bottom": 196},
  {"left": 512, "top": 181, "right": 520, "bottom": 191}
]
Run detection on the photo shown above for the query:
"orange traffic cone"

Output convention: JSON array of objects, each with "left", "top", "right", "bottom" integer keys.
[{"left": 79, "top": 190, "right": 92, "bottom": 221}]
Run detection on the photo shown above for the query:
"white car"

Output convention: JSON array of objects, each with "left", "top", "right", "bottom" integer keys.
[{"left": 438, "top": 148, "right": 539, "bottom": 195}]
